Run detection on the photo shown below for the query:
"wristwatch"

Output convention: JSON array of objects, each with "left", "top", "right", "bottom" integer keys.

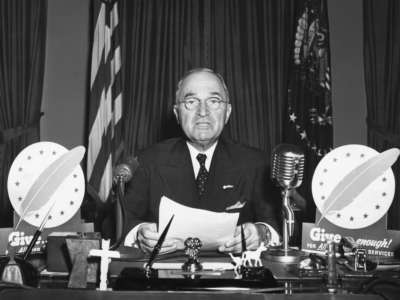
[{"left": 256, "top": 223, "right": 272, "bottom": 246}]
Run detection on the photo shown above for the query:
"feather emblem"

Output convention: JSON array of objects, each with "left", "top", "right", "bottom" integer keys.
[
  {"left": 15, "top": 146, "right": 86, "bottom": 230},
  {"left": 316, "top": 148, "right": 400, "bottom": 225}
]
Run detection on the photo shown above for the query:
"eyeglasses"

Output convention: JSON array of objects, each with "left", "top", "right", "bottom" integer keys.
[{"left": 179, "top": 97, "right": 228, "bottom": 111}]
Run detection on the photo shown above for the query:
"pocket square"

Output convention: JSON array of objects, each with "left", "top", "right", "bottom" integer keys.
[
  {"left": 225, "top": 201, "right": 246, "bottom": 211},
  {"left": 222, "top": 184, "right": 234, "bottom": 190}
]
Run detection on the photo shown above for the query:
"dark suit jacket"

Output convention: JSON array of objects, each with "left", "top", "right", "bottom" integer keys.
[{"left": 124, "top": 137, "right": 280, "bottom": 233}]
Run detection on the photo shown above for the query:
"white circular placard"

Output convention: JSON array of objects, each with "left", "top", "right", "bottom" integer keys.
[
  {"left": 7, "top": 141, "right": 85, "bottom": 228},
  {"left": 312, "top": 144, "right": 395, "bottom": 229}
]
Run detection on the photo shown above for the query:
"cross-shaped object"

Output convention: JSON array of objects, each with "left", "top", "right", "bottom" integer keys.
[{"left": 89, "top": 239, "right": 120, "bottom": 291}]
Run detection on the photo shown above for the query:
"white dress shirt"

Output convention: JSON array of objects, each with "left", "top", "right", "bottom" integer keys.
[{"left": 186, "top": 141, "right": 217, "bottom": 177}]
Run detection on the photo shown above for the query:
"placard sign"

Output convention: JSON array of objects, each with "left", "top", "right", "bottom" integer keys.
[
  {"left": 302, "top": 144, "right": 400, "bottom": 259},
  {"left": 302, "top": 216, "right": 400, "bottom": 258},
  {"left": 1, "top": 142, "right": 89, "bottom": 256}
]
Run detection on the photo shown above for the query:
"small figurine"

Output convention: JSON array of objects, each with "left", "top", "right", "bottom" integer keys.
[
  {"left": 228, "top": 253, "right": 243, "bottom": 279},
  {"left": 89, "top": 239, "right": 120, "bottom": 291},
  {"left": 242, "top": 242, "right": 267, "bottom": 267},
  {"left": 182, "top": 237, "right": 203, "bottom": 274}
]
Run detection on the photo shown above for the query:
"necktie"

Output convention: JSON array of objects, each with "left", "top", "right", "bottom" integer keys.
[{"left": 196, "top": 153, "right": 208, "bottom": 197}]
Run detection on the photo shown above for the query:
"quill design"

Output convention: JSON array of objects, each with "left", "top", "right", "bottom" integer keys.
[
  {"left": 316, "top": 148, "right": 400, "bottom": 226},
  {"left": 14, "top": 146, "right": 86, "bottom": 230}
]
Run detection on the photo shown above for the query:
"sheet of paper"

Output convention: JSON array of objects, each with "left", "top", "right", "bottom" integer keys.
[{"left": 159, "top": 196, "right": 239, "bottom": 250}]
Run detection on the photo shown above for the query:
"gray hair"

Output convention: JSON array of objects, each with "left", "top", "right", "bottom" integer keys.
[{"left": 175, "top": 68, "right": 230, "bottom": 103}]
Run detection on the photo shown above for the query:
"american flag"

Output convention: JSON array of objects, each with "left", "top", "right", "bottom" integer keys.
[{"left": 87, "top": 0, "right": 123, "bottom": 205}]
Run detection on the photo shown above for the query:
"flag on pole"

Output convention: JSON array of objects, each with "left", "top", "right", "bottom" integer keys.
[
  {"left": 87, "top": 0, "right": 123, "bottom": 206},
  {"left": 284, "top": 0, "right": 333, "bottom": 222}
]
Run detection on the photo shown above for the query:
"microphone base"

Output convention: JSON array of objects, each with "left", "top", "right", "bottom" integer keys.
[{"left": 264, "top": 247, "right": 303, "bottom": 264}]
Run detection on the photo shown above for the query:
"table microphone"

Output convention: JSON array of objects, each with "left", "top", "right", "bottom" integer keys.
[
  {"left": 113, "top": 156, "right": 139, "bottom": 184},
  {"left": 111, "top": 156, "right": 138, "bottom": 250},
  {"left": 271, "top": 144, "right": 305, "bottom": 190},
  {"left": 272, "top": 144, "right": 304, "bottom": 236},
  {"left": 266, "top": 144, "right": 305, "bottom": 263}
]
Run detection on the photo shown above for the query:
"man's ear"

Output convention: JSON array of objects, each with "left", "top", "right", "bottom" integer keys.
[
  {"left": 224, "top": 103, "right": 232, "bottom": 124},
  {"left": 173, "top": 105, "right": 180, "bottom": 124}
]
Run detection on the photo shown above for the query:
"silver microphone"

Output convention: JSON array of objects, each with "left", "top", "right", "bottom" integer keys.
[
  {"left": 271, "top": 144, "right": 305, "bottom": 189},
  {"left": 113, "top": 156, "right": 139, "bottom": 183},
  {"left": 271, "top": 144, "right": 305, "bottom": 251}
]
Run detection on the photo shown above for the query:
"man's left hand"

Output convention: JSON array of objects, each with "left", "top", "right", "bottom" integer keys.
[{"left": 218, "top": 223, "right": 268, "bottom": 253}]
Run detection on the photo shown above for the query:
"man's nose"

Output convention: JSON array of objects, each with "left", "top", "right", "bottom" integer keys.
[{"left": 197, "top": 100, "right": 209, "bottom": 116}]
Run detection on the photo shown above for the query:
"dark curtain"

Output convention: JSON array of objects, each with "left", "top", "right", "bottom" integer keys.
[
  {"left": 120, "top": 0, "right": 295, "bottom": 161},
  {"left": 0, "top": 0, "right": 47, "bottom": 227},
  {"left": 364, "top": 0, "right": 400, "bottom": 229}
]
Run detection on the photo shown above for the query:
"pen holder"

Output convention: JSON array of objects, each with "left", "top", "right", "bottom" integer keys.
[
  {"left": 144, "top": 264, "right": 158, "bottom": 279},
  {"left": 0, "top": 255, "right": 38, "bottom": 287}
]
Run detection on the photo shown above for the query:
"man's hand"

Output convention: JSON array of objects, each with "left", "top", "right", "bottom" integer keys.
[
  {"left": 136, "top": 223, "right": 177, "bottom": 254},
  {"left": 218, "top": 223, "right": 270, "bottom": 253}
]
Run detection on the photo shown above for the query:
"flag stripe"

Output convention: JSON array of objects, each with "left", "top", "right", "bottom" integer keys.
[
  {"left": 111, "top": 47, "right": 121, "bottom": 86},
  {"left": 114, "top": 92, "right": 123, "bottom": 125},
  {"left": 87, "top": 0, "right": 123, "bottom": 203},
  {"left": 98, "top": 154, "right": 112, "bottom": 202},
  {"left": 87, "top": 87, "right": 112, "bottom": 179},
  {"left": 90, "top": 4, "right": 106, "bottom": 89},
  {"left": 89, "top": 122, "right": 113, "bottom": 190}
]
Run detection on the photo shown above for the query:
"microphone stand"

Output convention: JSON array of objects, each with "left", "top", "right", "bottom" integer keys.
[
  {"left": 110, "top": 175, "right": 127, "bottom": 250},
  {"left": 282, "top": 188, "right": 295, "bottom": 252},
  {"left": 265, "top": 144, "right": 304, "bottom": 264},
  {"left": 266, "top": 188, "right": 301, "bottom": 263},
  {"left": 110, "top": 158, "right": 137, "bottom": 250}
]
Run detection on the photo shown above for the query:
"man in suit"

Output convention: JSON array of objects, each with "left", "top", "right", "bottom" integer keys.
[{"left": 124, "top": 68, "right": 280, "bottom": 254}]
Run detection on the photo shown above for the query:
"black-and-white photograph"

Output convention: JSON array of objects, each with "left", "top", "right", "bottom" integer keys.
[{"left": 0, "top": 0, "right": 399, "bottom": 299}]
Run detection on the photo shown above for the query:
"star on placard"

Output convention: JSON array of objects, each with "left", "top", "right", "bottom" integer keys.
[
  {"left": 289, "top": 113, "right": 297, "bottom": 122},
  {"left": 300, "top": 130, "right": 307, "bottom": 139}
]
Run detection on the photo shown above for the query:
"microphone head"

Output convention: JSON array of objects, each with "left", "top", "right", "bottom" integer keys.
[
  {"left": 271, "top": 144, "right": 305, "bottom": 189},
  {"left": 113, "top": 156, "right": 139, "bottom": 183}
]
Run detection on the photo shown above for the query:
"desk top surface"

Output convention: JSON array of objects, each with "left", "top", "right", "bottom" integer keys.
[
  {"left": 2, "top": 248, "right": 399, "bottom": 300},
  {"left": 0, "top": 289, "right": 385, "bottom": 300}
]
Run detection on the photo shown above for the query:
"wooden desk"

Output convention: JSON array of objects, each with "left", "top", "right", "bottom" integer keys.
[{"left": 0, "top": 288, "right": 384, "bottom": 300}]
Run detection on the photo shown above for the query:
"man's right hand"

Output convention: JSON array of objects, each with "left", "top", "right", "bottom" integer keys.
[{"left": 136, "top": 222, "right": 177, "bottom": 254}]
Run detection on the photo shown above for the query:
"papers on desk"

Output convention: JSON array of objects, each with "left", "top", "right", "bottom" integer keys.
[
  {"left": 159, "top": 196, "right": 239, "bottom": 250},
  {"left": 151, "top": 262, "right": 234, "bottom": 270}
]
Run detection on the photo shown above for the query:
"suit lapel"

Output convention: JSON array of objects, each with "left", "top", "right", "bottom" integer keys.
[
  {"left": 201, "top": 139, "right": 242, "bottom": 211},
  {"left": 158, "top": 139, "right": 199, "bottom": 207}
]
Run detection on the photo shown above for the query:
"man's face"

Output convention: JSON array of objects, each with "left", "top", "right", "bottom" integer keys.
[{"left": 174, "top": 71, "right": 232, "bottom": 150}]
